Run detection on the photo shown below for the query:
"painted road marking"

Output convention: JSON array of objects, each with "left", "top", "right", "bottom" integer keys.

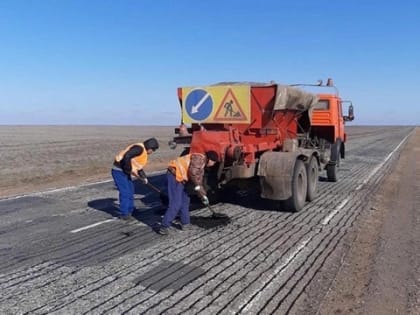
[
  {"left": 0, "top": 179, "right": 114, "bottom": 201},
  {"left": 322, "top": 130, "right": 414, "bottom": 224},
  {"left": 1, "top": 170, "right": 166, "bottom": 201},
  {"left": 321, "top": 198, "right": 350, "bottom": 225},
  {"left": 355, "top": 129, "right": 414, "bottom": 191},
  {"left": 70, "top": 219, "right": 117, "bottom": 233},
  {"left": 185, "top": 89, "right": 213, "bottom": 121},
  {"left": 0, "top": 179, "right": 112, "bottom": 200},
  {"left": 239, "top": 237, "right": 311, "bottom": 313}
]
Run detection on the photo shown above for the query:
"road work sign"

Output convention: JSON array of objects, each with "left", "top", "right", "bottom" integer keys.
[
  {"left": 213, "top": 88, "right": 248, "bottom": 122},
  {"left": 184, "top": 89, "right": 214, "bottom": 122},
  {"left": 182, "top": 85, "right": 250, "bottom": 123}
]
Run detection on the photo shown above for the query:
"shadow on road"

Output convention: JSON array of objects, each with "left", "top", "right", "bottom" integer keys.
[
  {"left": 217, "top": 184, "right": 293, "bottom": 213},
  {"left": 88, "top": 173, "right": 168, "bottom": 229},
  {"left": 88, "top": 172, "right": 301, "bottom": 232}
]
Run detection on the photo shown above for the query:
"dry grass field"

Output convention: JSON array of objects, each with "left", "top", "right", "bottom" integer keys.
[{"left": 0, "top": 125, "right": 183, "bottom": 198}]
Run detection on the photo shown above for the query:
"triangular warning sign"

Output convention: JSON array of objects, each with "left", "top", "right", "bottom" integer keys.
[{"left": 214, "top": 89, "right": 248, "bottom": 122}]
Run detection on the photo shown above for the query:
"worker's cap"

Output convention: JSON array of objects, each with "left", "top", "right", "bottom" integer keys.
[
  {"left": 144, "top": 138, "right": 159, "bottom": 151},
  {"left": 205, "top": 150, "right": 219, "bottom": 162}
]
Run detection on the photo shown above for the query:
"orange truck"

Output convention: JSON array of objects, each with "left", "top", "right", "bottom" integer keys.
[{"left": 170, "top": 79, "right": 354, "bottom": 211}]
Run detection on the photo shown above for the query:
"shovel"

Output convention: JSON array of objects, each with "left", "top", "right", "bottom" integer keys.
[{"left": 205, "top": 203, "right": 229, "bottom": 219}]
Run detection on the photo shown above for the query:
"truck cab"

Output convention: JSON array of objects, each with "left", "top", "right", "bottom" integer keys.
[
  {"left": 312, "top": 93, "right": 354, "bottom": 145},
  {"left": 309, "top": 85, "right": 355, "bottom": 182}
]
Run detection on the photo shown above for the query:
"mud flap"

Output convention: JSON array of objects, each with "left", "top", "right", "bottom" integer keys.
[{"left": 257, "top": 151, "right": 299, "bottom": 200}]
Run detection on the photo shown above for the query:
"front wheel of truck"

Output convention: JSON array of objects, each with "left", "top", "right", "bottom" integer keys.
[{"left": 327, "top": 141, "right": 341, "bottom": 182}]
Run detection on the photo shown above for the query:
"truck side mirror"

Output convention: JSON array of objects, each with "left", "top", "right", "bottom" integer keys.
[
  {"left": 343, "top": 102, "right": 355, "bottom": 122},
  {"left": 348, "top": 104, "right": 354, "bottom": 119}
]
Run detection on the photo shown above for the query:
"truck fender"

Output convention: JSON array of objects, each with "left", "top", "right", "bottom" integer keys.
[{"left": 257, "top": 151, "right": 301, "bottom": 200}]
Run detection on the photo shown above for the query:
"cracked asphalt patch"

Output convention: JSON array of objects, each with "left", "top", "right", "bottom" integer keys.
[
  {"left": 133, "top": 260, "right": 206, "bottom": 291},
  {"left": 190, "top": 214, "right": 232, "bottom": 229}
]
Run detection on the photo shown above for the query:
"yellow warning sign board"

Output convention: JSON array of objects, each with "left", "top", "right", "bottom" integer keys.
[
  {"left": 182, "top": 85, "right": 250, "bottom": 123},
  {"left": 213, "top": 88, "right": 248, "bottom": 122}
]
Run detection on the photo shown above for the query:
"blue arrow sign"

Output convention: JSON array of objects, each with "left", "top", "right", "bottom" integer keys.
[{"left": 185, "top": 89, "right": 213, "bottom": 121}]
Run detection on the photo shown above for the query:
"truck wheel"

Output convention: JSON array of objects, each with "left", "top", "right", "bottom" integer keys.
[
  {"left": 306, "top": 156, "right": 319, "bottom": 201},
  {"left": 327, "top": 141, "right": 340, "bottom": 182},
  {"left": 284, "top": 159, "right": 307, "bottom": 212}
]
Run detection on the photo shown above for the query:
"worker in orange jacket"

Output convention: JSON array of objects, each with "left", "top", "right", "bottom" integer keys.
[
  {"left": 111, "top": 138, "right": 159, "bottom": 220},
  {"left": 157, "top": 150, "right": 219, "bottom": 235}
]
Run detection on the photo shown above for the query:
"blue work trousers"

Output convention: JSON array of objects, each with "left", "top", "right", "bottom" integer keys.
[
  {"left": 111, "top": 169, "right": 134, "bottom": 216},
  {"left": 162, "top": 172, "right": 190, "bottom": 227}
]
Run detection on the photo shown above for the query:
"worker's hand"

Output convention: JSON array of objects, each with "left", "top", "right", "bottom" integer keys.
[
  {"left": 201, "top": 195, "right": 209, "bottom": 206},
  {"left": 194, "top": 185, "right": 201, "bottom": 192},
  {"left": 141, "top": 177, "right": 148, "bottom": 185}
]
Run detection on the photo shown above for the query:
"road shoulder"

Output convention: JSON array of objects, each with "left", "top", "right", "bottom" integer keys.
[{"left": 317, "top": 127, "right": 420, "bottom": 314}]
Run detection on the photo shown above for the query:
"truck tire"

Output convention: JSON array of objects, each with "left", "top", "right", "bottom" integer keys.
[
  {"left": 306, "top": 156, "right": 319, "bottom": 201},
  {"left": 284, "top": 159, "right": 307, "bottom": 212},
  {"left": 327, "top": 141, "right": 340, "bottom": 182}
]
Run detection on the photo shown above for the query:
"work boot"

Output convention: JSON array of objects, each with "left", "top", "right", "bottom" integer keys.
[
  {"left": 180, "top": 224, "right": 192, "bottom": 232},
  {"left": 156, "top": 226, "right": 169, "bottom": 235},
  {"left": 118, "top": 214, "right": 134, "bottom": 221}
]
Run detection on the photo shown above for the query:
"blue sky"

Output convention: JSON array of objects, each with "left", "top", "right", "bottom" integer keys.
[{"left": 0, "top": 0, "right": 419, "bottom": 125}]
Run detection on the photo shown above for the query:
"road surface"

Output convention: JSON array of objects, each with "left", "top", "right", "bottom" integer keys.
[{"left": 0, "top": 126, "right": 417, "bottom": 314}]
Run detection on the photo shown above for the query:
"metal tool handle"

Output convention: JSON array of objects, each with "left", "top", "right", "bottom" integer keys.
[
  {"left": 146, "top": 182, "right": 161, "bottom": 193},
  {"left": 206, "top": 204, "right": 216, "bottom": 215}
]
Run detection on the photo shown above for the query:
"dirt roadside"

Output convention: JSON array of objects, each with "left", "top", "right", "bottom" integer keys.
[{"left": 317, "top": 127, "right": 420, "bottom": 315}]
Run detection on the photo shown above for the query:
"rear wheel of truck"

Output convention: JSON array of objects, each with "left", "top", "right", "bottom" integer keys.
[
  {"left": 327, "top": 141, "right": 341, "bottom": 182},
  {"left": 284, "top": 159, "right": 307, "bottom": 212},
  {"left": 306, "top": 156, "right": 319, "bottom": 201}
]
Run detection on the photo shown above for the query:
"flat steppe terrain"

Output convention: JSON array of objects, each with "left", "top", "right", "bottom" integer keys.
[{"left": 0, "top": 125, "right": 182, "bottom": 198}]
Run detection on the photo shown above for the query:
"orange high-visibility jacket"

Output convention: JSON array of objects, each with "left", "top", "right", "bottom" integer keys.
[
  {"left": 168, "top": 154, "right": 191, "bottom": 183},
  {"left": 168, "top": 153, "right": 207, "bottom": 185},
  {"left": 115, "top": 143, "right": 148, "bottom": 174}
]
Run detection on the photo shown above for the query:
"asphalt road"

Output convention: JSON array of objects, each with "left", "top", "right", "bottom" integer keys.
[{"left": 0, "top": 126, "right": 415, "bottom": 315}]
